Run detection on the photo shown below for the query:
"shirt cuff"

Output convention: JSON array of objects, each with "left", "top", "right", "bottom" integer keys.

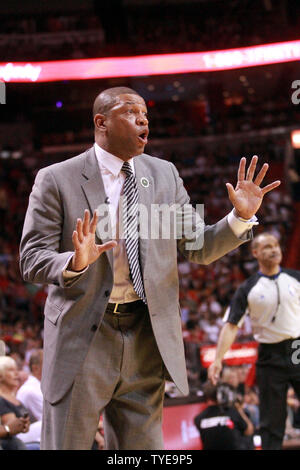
[
  {"left": 227, "top": 209, "right": 259, "bottom": 239},
  {"left": 62, "top": 254, "right": 89, "bottom": 280}
]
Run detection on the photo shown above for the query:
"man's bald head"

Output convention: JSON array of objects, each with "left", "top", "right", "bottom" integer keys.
[
  {"left": 92, "top": 86, "right": 149, "bottom": 160},
  {"left": 93, "top": 87, "right": 141, "bottom": 118},
  {"left": 251, "top": 232, "right": 278, "bottom": 251}
]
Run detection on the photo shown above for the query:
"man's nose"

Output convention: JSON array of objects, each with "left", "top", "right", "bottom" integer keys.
[{"left": 136, "top": 113, "right": 148, "bottom": 126}]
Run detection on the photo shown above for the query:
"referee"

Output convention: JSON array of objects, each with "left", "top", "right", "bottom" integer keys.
[{"left": 208, "top": 232, "right": 300, "bottom": 450}]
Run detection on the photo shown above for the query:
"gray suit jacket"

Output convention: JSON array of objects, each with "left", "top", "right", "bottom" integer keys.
[{"left": 20, "top": 147, "right": 249, "bottom": 404}]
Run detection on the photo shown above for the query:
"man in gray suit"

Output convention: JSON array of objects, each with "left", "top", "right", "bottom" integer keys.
[{"left": 19, "top": 87, "right": 280, "bottom": 450}]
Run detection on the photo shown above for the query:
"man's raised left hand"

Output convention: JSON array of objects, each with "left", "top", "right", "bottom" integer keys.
[{"left": 226, "top": 155, "right": 281, "bottom": 220}]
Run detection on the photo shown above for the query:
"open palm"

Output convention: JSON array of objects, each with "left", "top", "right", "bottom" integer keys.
[
  {"left": 71, "top": 209, "right": 117, "bottom": 271},
  {"left": 226, "top": 155, "right": 281, "bottom": 220}
]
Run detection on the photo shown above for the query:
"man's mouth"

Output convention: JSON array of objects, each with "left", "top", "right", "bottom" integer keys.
[
  {"left": 269, "top": 252, "right": 281, "bottom": 259},
  {"left": 138, "top": 131, "right": 148, "bottom": 144}
]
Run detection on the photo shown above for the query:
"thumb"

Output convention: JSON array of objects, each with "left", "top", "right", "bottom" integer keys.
[
  {"left": 226, "top": 183, "right": 235, "bottom": 202},
  {"left": 209, "top": 363, "right": 220, "bottom": 385},
  {"left": 212, "top": 370, "right": 220, "bottom": 386},
  {"left": 209, "top": 368, "right": 217, "bottom": 385},
  {"left": 97, "top": 240, "right": 118, "bottom": 255}
]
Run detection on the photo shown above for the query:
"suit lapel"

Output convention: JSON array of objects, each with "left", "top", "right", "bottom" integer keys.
[
  {"left": 81, "top": 147, "right": 113, "bottom": 271},
  {"left": 134, "top": 155, "right": 154, "bottom": 276}
]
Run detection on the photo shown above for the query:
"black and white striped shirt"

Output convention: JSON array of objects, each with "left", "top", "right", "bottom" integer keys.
[{"left": 224, "top": 268, "right": 300, "bottom": 343}]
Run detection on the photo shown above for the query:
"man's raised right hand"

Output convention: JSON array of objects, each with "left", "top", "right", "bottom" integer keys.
[{"left": 70, "top": 209, "right": 117, "bottom": 272}]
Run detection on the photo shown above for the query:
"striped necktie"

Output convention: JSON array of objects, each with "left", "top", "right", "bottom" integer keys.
[{"left": 122, "top": 161, "right": 146, "bottom": 303}]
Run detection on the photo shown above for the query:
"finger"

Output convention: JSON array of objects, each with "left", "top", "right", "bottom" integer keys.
[
  {"left": 76, "top": 218, "right": 84, "bottom": 243},
  {"left": 82, "top": 209, "right": 90, "bottom": 237},
  {"left": 211, "top": 375, "right": 218, "bottom": 386},
  {"left": 246, "top": 155, "right": 258, "bottom": 181},
  {"left": 254, "top": 163, "right": 268, "bottom": 186},
  {"left": 226, "top": 182, "right": 235, "bottom": 202},
  {"left": 213, "top": 367, "right": 221, "bottom": 384},
  {"left": 72, "top": 230, "right": 81, "bottom": 250},
  {"left": 208, "top": 366, "right": 215, "bottom": 380},
  {"left": 237, "top": 157, "right": 246, "bottom": 182},
  {"left": 90, "top": 210, "right": 99, "bottom": 234},
  {"left": 209, "top": 370, "right": 218, "bottom": 386},
  {"left": 97, "top": 240, "right": 118, "bottom": 255},
  {"left": 261, "top": 180, "right": 281, "bottom": 195}
]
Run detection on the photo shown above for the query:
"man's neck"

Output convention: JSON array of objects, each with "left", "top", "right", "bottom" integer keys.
[
  {"left": 258, "top": 264, "right": 281, "bottom": 277},
  {"left": 95, "top": 140, "right": 132, "bottom": 162}
]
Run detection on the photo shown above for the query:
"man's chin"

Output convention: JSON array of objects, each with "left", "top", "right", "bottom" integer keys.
[
  {"left": 135, "top": 144, "right": 146, "bottom": 155},
  {"left": 270, "top": 255, "right": 282, "bottom": 263},
  {"left": 265, "top": 259, "right": 281, "bottom": 270}
]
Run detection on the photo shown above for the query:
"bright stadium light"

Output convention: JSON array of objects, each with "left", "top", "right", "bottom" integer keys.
[{"left": 291, "top": 130, "right": 300, "bottom": 149}]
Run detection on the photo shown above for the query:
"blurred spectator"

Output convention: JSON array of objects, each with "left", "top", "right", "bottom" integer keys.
[
  {"left": 285, "top": 387, "right": 300, "bottom": 440},
  {"left": 243, "top": 387, "right": 260, "bottom": 430},
  {"left": 0, "top": 415, "right": 29, "bottom": 450},
  {"left": 16, "top": 349, "right": 43, "bottom": 423},
  {"left": 91, "top": 415, "right": 105, "bottom": 450},
  {"left": 0, "top": 356, "right": 30, "bottom": 450},
  {"left": 222, "top": 367, "right": 240, "bottom": 391},
  {"left": 194, "top": 381, "right": 254, "bottom": 450}
]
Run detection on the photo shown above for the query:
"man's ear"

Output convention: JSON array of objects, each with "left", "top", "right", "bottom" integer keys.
[
  {"left": 251, "top": 249, "right": 258, "bottom": 260},
  {"left": 94, "top": 113, "right": 106, "bottom": 131}
]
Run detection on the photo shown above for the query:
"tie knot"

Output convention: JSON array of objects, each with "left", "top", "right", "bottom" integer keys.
[{"left": 122, "top": 161, "right": 133, "bottom": 177}]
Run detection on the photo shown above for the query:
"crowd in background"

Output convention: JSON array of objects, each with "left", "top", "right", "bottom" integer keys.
[
  {"left": 1, "top": 0, "right": 300, "bottom": 450},
  {"left": 35, "top": 88, "right": 300, "bottom": 147},
  {"left": 1, "top": 0, "right": 300, "bottom": 60}
]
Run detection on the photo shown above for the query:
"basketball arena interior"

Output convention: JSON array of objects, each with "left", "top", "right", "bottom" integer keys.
[{"left": 0, "top": 0, "right": 300, "bottom": 452}]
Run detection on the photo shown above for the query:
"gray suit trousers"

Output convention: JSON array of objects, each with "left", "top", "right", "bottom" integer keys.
[{"left": 41, "top": 303, "right": 166, "bottom": 450}]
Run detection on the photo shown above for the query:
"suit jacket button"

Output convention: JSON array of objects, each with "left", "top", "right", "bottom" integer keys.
[
  {"left": 91, "top": 324, "right": 97, "bottom": 332},
  {"left": 104, "top": 290, "right": 110, "bottom": 297}
]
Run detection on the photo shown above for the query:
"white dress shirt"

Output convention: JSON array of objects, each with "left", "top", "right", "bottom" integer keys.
[
  {"left": 16, "top": 374, "right": 43, "bottom": 421},
  {"left": 94, "top": 143, "right": 139, "bottom": 303},
  {"left": 63, "top": 143, "right": 258, "bottom": 303}
]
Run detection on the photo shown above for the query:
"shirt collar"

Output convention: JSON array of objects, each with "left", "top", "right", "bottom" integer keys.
[
  {"left": 94, "top": 142, "right": 135, "bottom": 177},
  {"left": 258, "top": 267, "right": 282, "bottom": 280}
]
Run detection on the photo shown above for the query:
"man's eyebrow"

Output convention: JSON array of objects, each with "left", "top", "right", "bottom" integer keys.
[{"left": 122, "top": 100, "right": 146, "bottom": 106}]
